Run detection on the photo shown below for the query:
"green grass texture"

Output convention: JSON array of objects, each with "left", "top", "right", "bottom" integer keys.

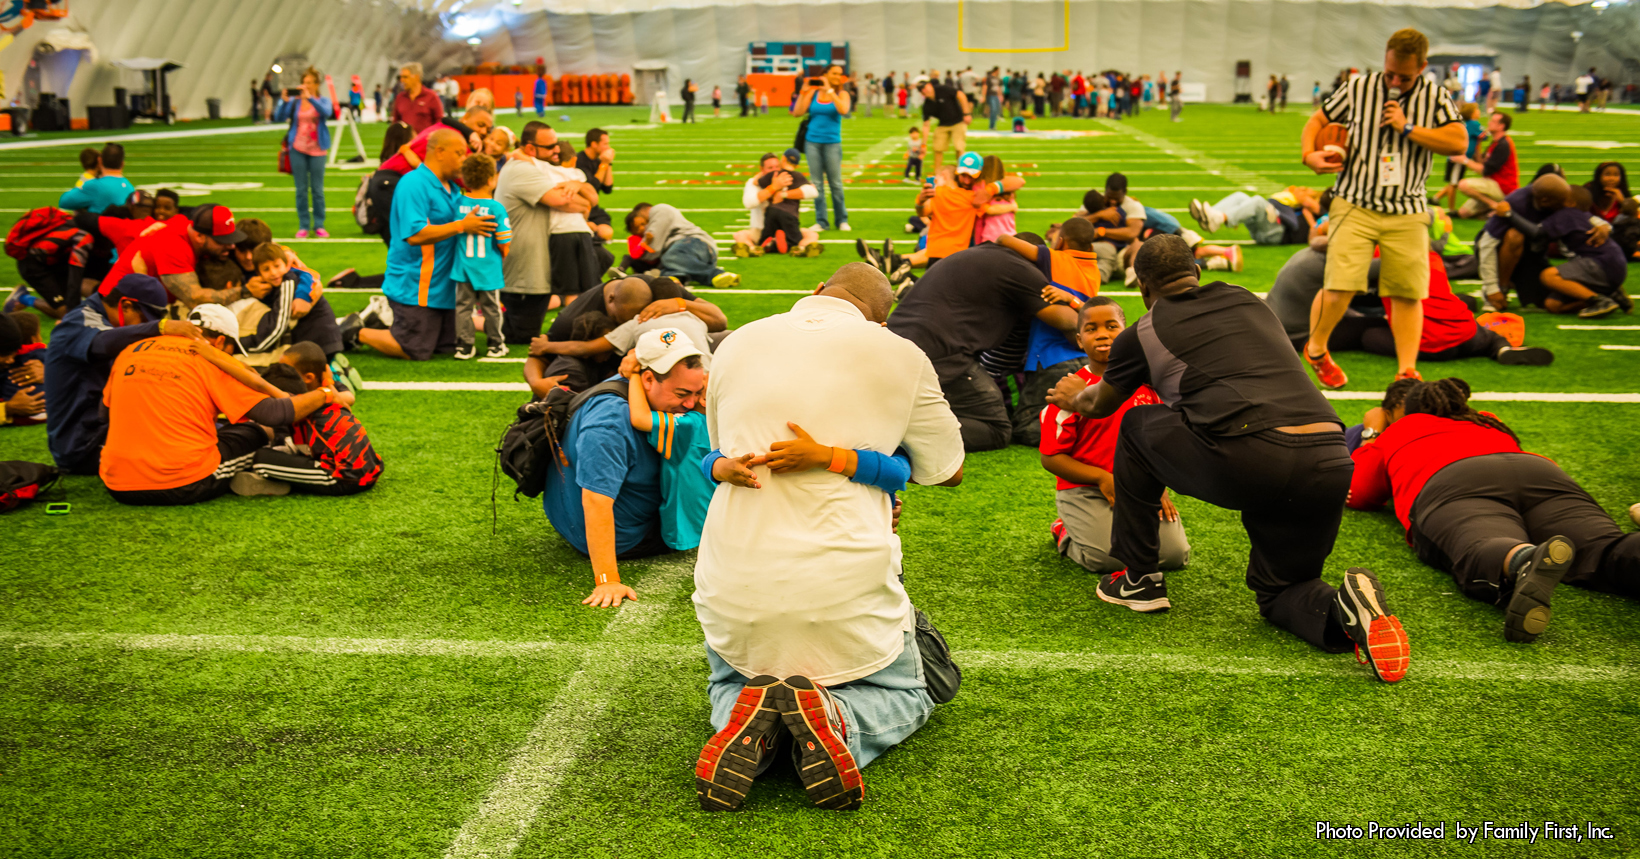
[{"left": 3, "top": 104, "right": 1638, "bottom": 858}]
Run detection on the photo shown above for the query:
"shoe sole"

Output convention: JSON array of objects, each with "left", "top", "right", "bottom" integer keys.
[
  {"left": 781, "top": 676, "right": 863, "bottom": 811},
  {"left": 1095, "top": 588, "right": 1172, "bottom": 613},
  {"left": 1504, "top": 536, "right": 1573, "bottom": 643},
  {"left": 695, "top": 676, "right": 786, "bottom": 812},
  {"left": 1578, "top": 303, "right": 1619, "bottom": 319},
  {"left": 1496, "top": 347, "right": 1553, "bottom": 366},
  {"left": 1341, "top": 569, "right": 1409, "bottom": 683}
]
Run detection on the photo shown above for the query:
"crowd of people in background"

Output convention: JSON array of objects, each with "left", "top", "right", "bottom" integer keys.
[{"left": 6, "top": 30, "right": 1640, "bottom": 817}]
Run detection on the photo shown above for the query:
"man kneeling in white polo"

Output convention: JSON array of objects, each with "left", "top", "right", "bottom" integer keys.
[{"left": 692, "top": 263, "right": 965, "bottom": 812}]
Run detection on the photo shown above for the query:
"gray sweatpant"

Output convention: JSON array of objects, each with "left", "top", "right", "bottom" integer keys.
[
  {"left": 1056, "top": 485, "right": 1190, "bottom": 574},
  {"left": 455, "top": 282, "right": 503, "bottom": 349}
]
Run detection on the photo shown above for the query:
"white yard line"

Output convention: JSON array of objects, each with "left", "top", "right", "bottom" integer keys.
[
  {"left": 441, "top": 556, "right": 696, "bottom": 859},
  {"left": 1562, "top": 325, "right": 1640, "bottom": 331},
  {"left": 0, "top": 124, "right": 287, "bottom": 151},
  {"left": 1599, "top": 345, "right": 1640, "bottom": 351}
]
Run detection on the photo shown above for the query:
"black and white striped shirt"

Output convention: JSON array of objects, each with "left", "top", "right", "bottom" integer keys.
[{"left": 1321, "top": 72, "right": 1461, "bottom": 215}]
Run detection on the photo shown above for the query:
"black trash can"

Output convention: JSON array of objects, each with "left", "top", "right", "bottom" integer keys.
[{"left": 206, "top": 98, "right": 221, "bottom": 120}]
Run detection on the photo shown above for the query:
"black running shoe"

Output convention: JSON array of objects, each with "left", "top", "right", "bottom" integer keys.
[
  {"left": 781, "top": 675, "right": 863, "bottom": 811},
  {"left": 881, "top": 239, "right": 895, "bottom": 269},
  {"left": 338, "top": 312, "right": 364, "bottom": 351},
  {"left": 1336, "top": 568, "right": 1409, "bottom": 683},
  {"left": 1496, "top": 346, "right": 1554, "bottom": 366},
  {"left": 695, "top": 675, "right": 788, "bottom": 811},
  {"left": 1504, "top": 536, "right": 1574, "bottom": 643},
  {"left": 1096, "top": 570, "right": 1171, "bottom": 612},
  {"left": 855, "top": 238, "right": 883, "bottom": 271}
]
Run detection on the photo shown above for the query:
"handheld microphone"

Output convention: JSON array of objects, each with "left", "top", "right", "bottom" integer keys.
[{"left": 1387, "top": 86, "right": 1402, "bottom": 103}]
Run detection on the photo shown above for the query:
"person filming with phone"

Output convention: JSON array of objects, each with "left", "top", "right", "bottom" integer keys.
[
  {"left": 1297, "top": 28, "right": 1467, "bottom": 391},
  {"left": 793, "top": 65, "right": 852, "bottom": 232}
]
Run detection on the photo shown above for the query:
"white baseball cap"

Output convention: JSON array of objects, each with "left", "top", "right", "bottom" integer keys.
[
  {"left": 634, "top": 327, "right": 704, "bottom": 375},
  {"left": 188, "top": 304, "right": 247, "bottom": 355}
]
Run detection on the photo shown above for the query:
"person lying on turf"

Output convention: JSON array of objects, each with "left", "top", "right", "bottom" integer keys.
[
  {"left": 1040, "top": 297, "right": 1188, "bottom": 574},
  {"left": 1048, "top": 235, "right": 1410, "bottom": 684},
  {"left": 237, "top": 341, "right": 383, "bottom": 497},
  {"left": 1347, "top": 376, "right": 1640, "bottom": 642}
]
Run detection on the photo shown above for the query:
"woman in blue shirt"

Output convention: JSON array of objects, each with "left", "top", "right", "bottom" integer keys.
[{"left": 794, "top": 64, "right": 851, "bottom": 232}]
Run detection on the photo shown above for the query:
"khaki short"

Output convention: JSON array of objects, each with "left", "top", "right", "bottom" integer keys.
[
  {"left": 1322, "top": 197, "right": 1430, "bottom": 300},
  {"left": 930, "top": 122, "right": 966, "bottom": 158}
]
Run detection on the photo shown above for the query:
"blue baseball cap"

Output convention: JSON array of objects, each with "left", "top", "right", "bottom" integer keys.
[
  {"left": 108, "top": 274, "right": 169, "bottom": 318},
  {"left": 783, "top": 147, "right": 802, "bottom": 164},
  {"left": 957, "top": 151, "right": 984, "bottom": 176}
]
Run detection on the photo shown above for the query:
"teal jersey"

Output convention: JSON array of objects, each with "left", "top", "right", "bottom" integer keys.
[
  {"left": 648, "top": 409, "right": 714, "bottom": 551},
  {"left": 453, "top": 196, "right": 511, "bottom": 290}
]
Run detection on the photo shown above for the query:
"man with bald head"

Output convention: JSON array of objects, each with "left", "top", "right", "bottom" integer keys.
[
  {"left": 529, "top": 275, "right": 716, "bottom": 383},
  {"left": 360, "top": 127, "right": 496, "bottom": 360},
  {"left": 692, "top": 262, "right": 965, "bottom": 812},
  {"left": 530, "top": 273, "right": 727, "bottom": 391},
  {"left": 1476, "top": 172, "right": 1611, "bottom": 311}
]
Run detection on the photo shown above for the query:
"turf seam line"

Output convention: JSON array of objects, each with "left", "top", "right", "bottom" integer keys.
[
  {"left": 7, "top": 631, "right": 1637, "bottom": 684},
  {"left": 1095, "top": 118, "right": 1284, "bottom": 195},
  {"left": 441, "top": 555, "right": 695, "bottom": 859}
]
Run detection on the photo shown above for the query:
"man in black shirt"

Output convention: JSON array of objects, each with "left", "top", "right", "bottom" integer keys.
[
  {"left": 530, "top": 274, "right": 726, "bottom": 391},
  {"left": 574, "top": 128, "right": 615, "bottom": 195},
  {"left": 1048, "top": 235, "right": 1411, "bottom": 684},
  {"left": 754, "top": 150, "right": 818, "bottom": 255},
  {"left": 887, "top": 243, "right": 1076, "bottom": 451},
  {"left": 918, "top": 77, "right": 971, "bottom": 174}
]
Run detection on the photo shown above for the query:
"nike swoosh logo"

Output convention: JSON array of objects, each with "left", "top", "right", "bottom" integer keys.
[
  {"left": 1337, "top": 599, "right": 1358, "bottom": 628},
  {"left": 1118, "top": 586, "right": 1148, "bottom": 597}
]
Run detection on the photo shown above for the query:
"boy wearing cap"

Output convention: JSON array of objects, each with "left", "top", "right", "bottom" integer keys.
[
  {"left": 44, "top": 274, "right": 203, "bottom": 472},
  {"left": 97, "top": 203, "right": 255, "bottom": 309},
  {"left": 619, "top": 328, "right": 714, "bottom": 551},
  {"left": 100, "top": 304, "right": 332, "bottom": 505}
]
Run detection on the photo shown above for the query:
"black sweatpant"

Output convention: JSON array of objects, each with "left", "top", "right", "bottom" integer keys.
[
  {"left": 254, "top": 296, "right": 344, "bottom": 358},
  {"left": 760, "top": 206, "right": 803, "bottom": 250},
  {"left": 940, "top": 357, "right": 1011, "bottom": 452},
  {"left": 1111, "top": 405, "right": 1356, "bottom": 652},
  {"left": 500, "top": 292, "right": 552, "bottom": 345},
  {"left": 17, "top": 254, "right": 76, "bottom": 309},
  {"left": 107, "top": 423, "right": 266, "bottom": 506},
  {"left": 250, "top": 447, "right": 373, "bottom": 496},
  {"left": 1332, "top": 316, "right": 1509, "bottom": 362},
  {"left": 1011, "top": 358, "right": 1084, "bottom": 447},
  {"left": 1410, "top": 453, "right": 1640, "bottom": 605}
]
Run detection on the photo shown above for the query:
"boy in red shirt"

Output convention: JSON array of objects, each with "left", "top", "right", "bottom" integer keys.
[{"left": 1039, "top": 298, "right": 1188, "bottom": 581}]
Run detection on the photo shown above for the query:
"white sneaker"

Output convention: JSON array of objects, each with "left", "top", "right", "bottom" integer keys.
[
  {"left": 1205, "top": 256, "right": 1230, "bottom": 271},
  {"left": 486, "top": 343, "right": 510, "bottom": 359},
  {"left": 454, "top": 345, "right": 475, "bottom": 360},
  {"left": 839, "top": 222, "right": 852, "bottom": 232},
  {"left": 230, "top": 471, "right": 291, "bottom": 496},
  {"left": 1205, "top": 205, "right": 1227, "bottom": 234},
  {"left": 1187, "top": 199, "right": 1209, "bottom": 231},
  {"left": 362, "top": 294, "right": 394, "bottom": 328}
]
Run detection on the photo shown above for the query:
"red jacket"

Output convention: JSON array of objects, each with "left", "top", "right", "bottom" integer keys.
[
  {"left": 1347, "top": 413, "right": 1524, "bottom": 532},
  {"left": 1381, "top": 252, "right": 1478, "bottom": 353}
]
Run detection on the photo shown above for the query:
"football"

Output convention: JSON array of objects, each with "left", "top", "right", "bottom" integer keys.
[{"left": 1316, "top": 122, "right": 1350, "bottom": 163}]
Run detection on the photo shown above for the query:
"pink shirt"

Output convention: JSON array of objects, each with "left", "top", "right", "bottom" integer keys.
[
  {"left": 294, "top": 99, "right": 326, "bottom": 156},
  {"left": 975, "top": 194, "right": 1016, "bottom": 243}
]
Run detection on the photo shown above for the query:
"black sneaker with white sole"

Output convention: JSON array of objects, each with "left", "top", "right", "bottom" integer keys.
[
  {"left": 338, "top": 312, "right": 364, "bottom": 351},
  {"left": 1503, "top": 536, "right": 1574, "bottom": 643},
  {"left": 1336, "top": 568, "right": 1409, "bottom": 683},
  {"left": 1578, "top": 295, "right": 1620, "bottom": 319},
  {"left": 1096, "top": 570, "right": 1171, "bottom": 612},
  {"left": 1496, "top": 346, "right": 1554, "bottom": 366},
  {"left": 854, "top": 238, "right": 882, "bottom": 271}
]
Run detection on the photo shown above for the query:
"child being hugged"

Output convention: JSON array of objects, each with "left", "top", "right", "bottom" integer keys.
[
  {"left": 621, "top": 327, "right": 715, "bottom": 551},
  {"left": 1039, "top": 297, "right": 1189, "bottom": 583}
]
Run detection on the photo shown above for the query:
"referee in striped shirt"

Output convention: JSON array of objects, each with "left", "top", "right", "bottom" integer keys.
[{"left": 1299, "top": 29, "right": 1468, "bottom": 389}]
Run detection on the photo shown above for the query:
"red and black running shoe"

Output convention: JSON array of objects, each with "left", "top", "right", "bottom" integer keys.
[
  {"left": 781, "top": 675, "right": 864, "bottom": 811},
  {"left": 695, "top": 675, "right": 787, "bottom": 811},
  {"left": 1336, "top": 568, "right": 1410, "bottom": 683}
]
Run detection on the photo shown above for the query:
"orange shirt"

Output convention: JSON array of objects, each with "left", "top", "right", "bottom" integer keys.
[
  {"left": 1047, "top": 248, "right": 1102, "bottom": 297},
  {"left": 100, "top": 336, "right": 269, "bottom": 491},
  {"left": 924, "top": 182, "right": 986, "bottom": 259}
]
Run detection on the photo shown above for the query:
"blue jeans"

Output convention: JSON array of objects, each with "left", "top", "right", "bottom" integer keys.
[
  {"left": 706, "top": 629, "right": 934, "bottom": 770},
  {"left": 290, "top": 151, "right": 326, "bottom": 231},
  {"left": 987, "top": 95, "right": 1001, "bottom": 129},
  {"left": 658, "top": 237, "right": 722, "bottom": 286},
  {"left": 804, "top": 140, "right": 847, "bottom": 230},
  {"left": 1213, "top": 191, "right": 1285, "bottom": 245}
]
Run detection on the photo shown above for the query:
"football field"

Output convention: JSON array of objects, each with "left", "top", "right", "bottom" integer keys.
[{"left": 3, "top": 103, "right": 1639, "bottom": 857}]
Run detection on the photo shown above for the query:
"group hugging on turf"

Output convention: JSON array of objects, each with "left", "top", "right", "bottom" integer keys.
[{"left": 6, "top": 28, "right": 1640, "bottom": 814}]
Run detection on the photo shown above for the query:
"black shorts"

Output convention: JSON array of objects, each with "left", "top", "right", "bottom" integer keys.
[
  {"left": 387, "top": 298, "right": 457, "bottom": 361},
  {"left": 17, "top": 255, "right": 72, "bottom": 308},
  {"left": 1553, "top": 256, "right": 1617, "bottom": 296},
  {"left": 548, "top": 232, "right": 601, "bottom": 296},
  {"left": 760, "top": 206, "right": 803, "bottom": 248}
]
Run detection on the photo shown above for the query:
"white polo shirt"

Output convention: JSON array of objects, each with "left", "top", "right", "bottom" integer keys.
[
  {"left": 742, "top": 173, "right": 818, "bottom": 233},
  {"left": 693, "top": 295, "right": 964, "bottom": 686}
]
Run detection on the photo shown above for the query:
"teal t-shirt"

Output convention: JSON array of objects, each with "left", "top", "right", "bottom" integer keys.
[
  {"left": 453, "top": 196, "right": 511, "bottom": 291},
  {"left": 647, "top": 409, "right": 713, "bottom": 551}
]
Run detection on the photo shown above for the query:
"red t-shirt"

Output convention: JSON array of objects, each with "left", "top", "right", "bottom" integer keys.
[
  {"left": 380, "top": 124, "right": 440, "bottom": 175},
  {"left": 1039, "top": 366, "right": 1163, "bottom": 490},
  {"left": 98, "top": 219, "right": 196, "bottom": 298},
  {"left": 1347, "top": 412, "right": 1525, "bottom": 532},
  {"left": 1380, "top": 252, "right": 1477, "bottom": 353},
  {"left": 1483, "top": 136, "right": 1519, "bottom": 195}
]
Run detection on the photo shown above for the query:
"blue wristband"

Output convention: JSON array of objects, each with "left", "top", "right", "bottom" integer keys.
[{"left": 701, "top": 450, "right": 726, "bottom": 484}]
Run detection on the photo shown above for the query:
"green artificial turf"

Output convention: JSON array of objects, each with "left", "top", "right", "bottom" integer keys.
[{"left": 3, "top": 105, "right": 1639, "bottom": 857}]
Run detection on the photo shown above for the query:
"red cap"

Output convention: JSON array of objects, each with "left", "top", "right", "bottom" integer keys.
[{"left": 191, "top": 204, "right": 247, "bottom": 245}]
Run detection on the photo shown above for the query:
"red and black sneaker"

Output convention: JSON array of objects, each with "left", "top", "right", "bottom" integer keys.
[
  {"left": 781, "top": 675, "right": 864, "bottom": 811},
  {"left": 1336, "top": 568, "right": 1410, "bottom": 683},
  {"left": 695, "top": 675, "right": 788, "bottom": 811}
]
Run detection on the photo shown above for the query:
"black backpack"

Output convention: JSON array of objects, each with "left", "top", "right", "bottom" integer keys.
[
  {"left": 358, "top": 169, "right": 400, "bottom": 242},
  {"left": 0, "top": 461, "right": 60, "bottom": 513},
  {"left": 494, "top": 379, "right": 629, "bottom": 503}
]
